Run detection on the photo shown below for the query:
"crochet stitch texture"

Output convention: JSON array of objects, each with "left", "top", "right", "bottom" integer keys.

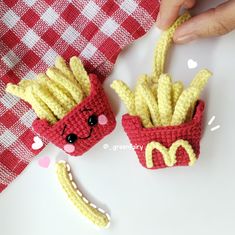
[
  {"left": 111, "top": 13, "right": 212, "bottom": 169},
  {"left": 7, "top": 57, "right": 116, "bottom": 156}
]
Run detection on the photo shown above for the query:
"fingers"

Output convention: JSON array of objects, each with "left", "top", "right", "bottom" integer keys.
[
  {"left": 157, "top": 0, "right": 196, "bottom": 29},
  {"left": 174, "top": 0, "right": 235, "bottom": 43}
]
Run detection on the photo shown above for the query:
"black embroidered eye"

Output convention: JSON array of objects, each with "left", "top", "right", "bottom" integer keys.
[
  {"left": 66, "top": 133, "right": 78, "bottom": 144},
  {"left": 88, "top": 114, "right": 98, "bottom": 126}
]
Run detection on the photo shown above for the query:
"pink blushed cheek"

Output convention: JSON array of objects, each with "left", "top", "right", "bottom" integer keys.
[
  {"left": 63, "top": 144, "right": 75, "bottom": 153},
  {"left": 98, "top": 114, "right": 108, "bottom": 125}
]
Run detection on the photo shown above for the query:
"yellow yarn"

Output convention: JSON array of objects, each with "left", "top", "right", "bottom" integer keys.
[
  {"left": 157, "top": 74, "right": 173, "bottom": 126},
  {"left": 56, "top": 161, "right": 110, "bottom": 228},
  {"left": 172, "top": 81, "right": 184, "bottom": 108},
  {"left": 151, "top": 82, "right": 158, "bottom": 100},
  {"left": 171, "top": 87, "right": 199, "bottom": 125},
  {"left": 33, "top": 83, "right": 67, "bottom": 119},
  {"left": 6, "top": 56, "right": 90, "bottom": 124},
  {"left": 70, "top": 56, "right": 90, "bottom": 96},
  {"left": 55, "top": 56, "right": 75, "bottom": 81},
  {"left": 37, "top": 73, "right": 76, "bottom": 112},
  {"left": 28, "top": 87, "right": 58, "bottom": 124},
  {"left": 135, "top": 75, "right": 153, "bottom": 128},
  {"left": 152, "top": 12, "right": 191, "bottom": 82},
  {"left": 110, "top": 80, "right": 136, "bottom": 115},
  {"left": 190, "top": 69, "right": 212, "bottom": 93},
  {"left": 46, "top": 67, "right": 83, "bottom": 104},
  {"left": 145, "top": 139, "right": 197, "bottom": 168},
  {"left": 111, "top": 12, "right": 212, "bottom": 128},
  {"left": 186, "top": 69, "right": 212, "bottom": 120},
  {"left": 139, "top": 81, "right": 161, "bottom": 126}
]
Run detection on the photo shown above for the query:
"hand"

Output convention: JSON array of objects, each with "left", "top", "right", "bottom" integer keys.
[{"left": 156, "top": 0, "right": 235, "bottom": 43}]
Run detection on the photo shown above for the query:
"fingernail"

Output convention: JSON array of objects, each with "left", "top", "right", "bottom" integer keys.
[{"left": 174, "top": 34, "right": 198, "bottom": 44}]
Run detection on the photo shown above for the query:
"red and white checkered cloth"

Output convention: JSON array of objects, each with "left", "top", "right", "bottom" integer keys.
[{"left": 0, "top": 0, "right": 159, "bottom": 192}]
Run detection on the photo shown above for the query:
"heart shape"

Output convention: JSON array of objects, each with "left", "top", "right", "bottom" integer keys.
[
  {"left": 32, "top": 136, "right": 43, "bottom": 150},
  {"left": 145, "top": 139, "right": 196, "bottom": 168},
  {"left": 187, "top": 59, "right": 198, "bottom": 69},
  {"left": 38, "top": 156, "right": 50, "bottom": 168}
]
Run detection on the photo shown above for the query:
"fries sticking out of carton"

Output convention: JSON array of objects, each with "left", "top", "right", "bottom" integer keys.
[{"left": 111, "top": 13, "right": 212, "bottom": 169}]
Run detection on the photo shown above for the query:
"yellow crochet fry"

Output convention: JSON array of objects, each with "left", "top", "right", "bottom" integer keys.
[
  {"left": 37, "top": 73, "right": 76, "bottom": 113},
  {"left": 136, "top": 74, "right": 149, "bottom": 86},
  {"left": 56, "top": 161, "right": 110, "bottom": 228},
  {"left": 6, "top": 56, "right": 92, "bottom": 124},
  {"left": 157, "top": 74, "right": 172, "bottom": 126},
  {"left": 111, "top": 13, "right": 212, "bottom": 129},
  {"left": 32, "top": 83, "right": 67, "bottom": 119},
  {"left": 145, "top": 139, "right": 197, "bottom": 168},
  {"left": 6, "top": 83, "right": 28, "bottom": 102},
  {"left": 171, "top": 87, "right": 200, "bottom": 125},
  {"left": 152, "top": 12, "right": 191, "bottom": 82},
  {"left": 190, "top": 69, "right": 212, "bottom": 93},
  {"left": 135, "top": 75, "right": 153, "bottom": 128},
  {"left": 46, "top": 67, "right": 83, "bottom": 104},
  {"left": 70, "top": 56, "right": 90, "bottom": 96},
  {"left": 151, "top": 82, "right": 158, "bottom": 100},
  {"left": 5, "top": 79, "right": 38, "bottom": 101},
  {"left": 185, "top": 69, "right": 212, "bottom": 120},
  {"left": 172, "top": 81, "right": 184, "bottom": 108},
  {"left": 111, "top": 80, "right": 136, "bottom": 115},
  {"left": 6, "top": 83, "right": 58, "bottom": 123},
  {"left": 28, "top": 88, "right": 58, "bottom": 124},
  {"left": 139, "top": 74, "right": 158, "bottom": 98},
  {"left": 139, "top": 81, "right": 161, "bottom": 126},
  {"left": 55, "top": 56, "right": 75, "bottom": 81}
]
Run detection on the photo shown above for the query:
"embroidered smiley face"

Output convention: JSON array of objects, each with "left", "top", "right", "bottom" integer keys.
[{"left": 62, "top": 108, "right": 108, "bottom": 154}]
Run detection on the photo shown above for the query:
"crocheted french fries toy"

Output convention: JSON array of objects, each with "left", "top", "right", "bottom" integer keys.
[
  {"left": 111, "top": 12, "right": 212, "bottom": 169},
  {"left": 6, "top": 56, "right": 116, "bottom": 156},
  {"left": 56, "top": 161, "right": 110, "bottom": 228}
]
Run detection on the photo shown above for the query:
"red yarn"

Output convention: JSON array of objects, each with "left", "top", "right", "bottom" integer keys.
[
  {"left": 33, "top": 74, "right": 116, "bottom": 156},
  {"left": 122, "top": 101, "right": 205, "bottom": 169}
]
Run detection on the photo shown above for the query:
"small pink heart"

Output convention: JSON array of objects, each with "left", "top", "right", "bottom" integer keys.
[{"left": 38, "top": 156, "right": 50, "bottom": 168}]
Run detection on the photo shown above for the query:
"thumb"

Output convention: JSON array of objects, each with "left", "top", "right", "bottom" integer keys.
[{"left": 174, "top": 0, "right": 235, "bottom": 43}]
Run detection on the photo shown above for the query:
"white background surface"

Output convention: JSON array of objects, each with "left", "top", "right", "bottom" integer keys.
[{"left": 1, "top": 1, "right": 235, "bottom": 235}]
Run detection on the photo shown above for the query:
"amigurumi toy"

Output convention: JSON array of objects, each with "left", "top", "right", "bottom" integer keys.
[
  {"left": 6, "top": 56, "right": 116, "bottom": 156},
  {"left": 111, "top": 13, "right": 212, "bottom": 170}
]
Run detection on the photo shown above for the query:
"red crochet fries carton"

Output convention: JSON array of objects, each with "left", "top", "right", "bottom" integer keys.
[
  {"left": 122, "top": 101, "right": 204, "bottom": 169},
  {"left": 33, "top": 74, "right": 116, "bottom": 156}
]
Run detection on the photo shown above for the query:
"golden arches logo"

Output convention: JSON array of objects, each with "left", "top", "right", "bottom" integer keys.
[{"left": 145, "top": 139, "right": 197, "bottom": 168}]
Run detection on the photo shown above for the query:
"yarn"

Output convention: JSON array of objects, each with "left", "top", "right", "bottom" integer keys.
[
  {"left": 145, "top": 139, "right": 197, "bottom": 168},
  {"left": 122, "top": 101, "right": 204, "bottom": 169},
  {"left": 111, "top": 12, "right": 212, "bottom": 128},
  {"left": 56, "top": 161, "right": 110, "bottom": 228},
  {"left": 6, "top": 57, "right": 116, "bottom": 156},
  {"left": 6, "top": 56, "right": 87, "bottom": 124},
  {"left": 111, "top": 12, "right": 213, "bottom": 169}
]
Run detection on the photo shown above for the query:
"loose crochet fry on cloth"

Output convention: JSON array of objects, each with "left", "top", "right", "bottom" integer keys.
[{"left": 111, "top": 12, "right": 213, "bottom": 169}]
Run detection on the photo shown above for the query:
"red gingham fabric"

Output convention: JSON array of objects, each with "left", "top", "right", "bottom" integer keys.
[
  {"left": 122, "top": 101, "right": 204, "bottom": 169},
  {"left": 0, "top": 0, "right": 160, "bottom": 192}
]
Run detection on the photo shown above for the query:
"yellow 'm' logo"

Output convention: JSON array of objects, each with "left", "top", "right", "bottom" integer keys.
[{"left": 145, "top": 139, "right": 197, "bottom": 168}]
